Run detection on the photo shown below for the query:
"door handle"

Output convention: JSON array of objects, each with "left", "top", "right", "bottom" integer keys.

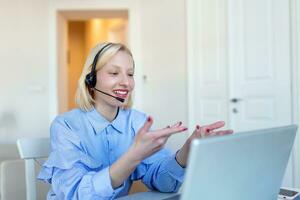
[{"left": 230, "top": 98, "right": 242, "bottom": 103}]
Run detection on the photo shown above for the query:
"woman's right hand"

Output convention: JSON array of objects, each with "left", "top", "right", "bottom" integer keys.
[
  {"left": 109, "top": 116, "right": 187, "bottom": 189},
  {"left": 129, "top": 116, "right": 187, "bottom": 162}
]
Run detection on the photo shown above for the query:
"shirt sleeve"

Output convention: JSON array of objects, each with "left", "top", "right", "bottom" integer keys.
[
  {"left": 38, "top": 117, "right": 124, "bottom": 200},
  {"left": 131, "top": 148, "right": 185, "bottom": 193},
  {"left": 129, "top": 109, "right": 185, "bottom": 193}
]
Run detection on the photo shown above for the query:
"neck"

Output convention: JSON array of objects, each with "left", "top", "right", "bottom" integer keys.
[{"left": 95, "top": 102, "right": 119, "bottom": 122}]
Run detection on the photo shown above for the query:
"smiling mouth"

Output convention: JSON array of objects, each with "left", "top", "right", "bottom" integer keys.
[{"left": 113, "top": 90, "right": 129, "bottom": 98}]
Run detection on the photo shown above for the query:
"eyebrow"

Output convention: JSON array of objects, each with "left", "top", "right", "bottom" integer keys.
[{"left": 110, "top": 64, "right": 134, "bottom": 71}]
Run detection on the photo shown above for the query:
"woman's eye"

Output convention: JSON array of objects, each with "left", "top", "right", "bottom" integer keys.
[
  {"left": 109, "top": 72, "right": 118, "bottom": 75},
  {"left": 128, "top": 73, "right": 134, "bottom": 77}
]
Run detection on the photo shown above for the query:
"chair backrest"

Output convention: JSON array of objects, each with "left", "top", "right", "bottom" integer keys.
[{"left": 17, "top": 138, "right": 50, "bottom": 200}]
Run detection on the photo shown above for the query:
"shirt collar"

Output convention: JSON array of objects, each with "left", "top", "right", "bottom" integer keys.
[{"left": 85, "top": 107, "right": 127, "bottom": 135}]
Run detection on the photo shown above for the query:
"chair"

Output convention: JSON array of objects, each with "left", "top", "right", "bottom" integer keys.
[{"left": 17, "top": 138, "right": 50, "bottom": 200}]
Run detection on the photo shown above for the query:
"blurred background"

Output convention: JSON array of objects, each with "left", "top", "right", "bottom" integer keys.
[{"left": 0, "top": 0, "right": 300, "bottom": 199}]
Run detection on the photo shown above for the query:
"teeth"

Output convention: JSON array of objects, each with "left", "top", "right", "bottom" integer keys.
[{"left": 114, "top": 90, "right": 127, "bottom": 95}]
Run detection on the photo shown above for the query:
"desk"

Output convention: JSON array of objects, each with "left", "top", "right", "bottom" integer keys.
[
  {"left": 116, "top": 191, "right": 179, "bottom": 200},
  {"left": 116, "top": 189, "right": 300, "bottom": 200}
]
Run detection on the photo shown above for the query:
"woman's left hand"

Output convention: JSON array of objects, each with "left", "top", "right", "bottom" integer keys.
[{"left": 175, "top": 121, "right": 233, "bottom": 167}]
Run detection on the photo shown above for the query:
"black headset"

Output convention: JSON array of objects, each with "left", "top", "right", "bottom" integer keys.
[{"left": 85, "top": 43, "right": 113, "bottom": 88}]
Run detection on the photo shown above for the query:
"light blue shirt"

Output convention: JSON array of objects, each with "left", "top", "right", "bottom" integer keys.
[{"left": 38, "top": 108, "right": 185, "bottom": 200}]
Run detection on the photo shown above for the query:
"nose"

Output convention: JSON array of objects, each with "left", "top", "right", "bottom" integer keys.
[{"left": 119, "top": 73, "right": 130, "bottom": 87}]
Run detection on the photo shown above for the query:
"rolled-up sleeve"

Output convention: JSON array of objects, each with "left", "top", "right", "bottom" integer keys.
[
  {"left": 92, "top": 167, "right": 124, "bottom": 197},
  {"left": 38, "top": 117, "right": 124, "bottom": 200},
  {"left": 132, "top": 149, "right": 185, "bottom": 193},
  {"left": 130, "top": 111, "right": 185, "bottom": 193}
]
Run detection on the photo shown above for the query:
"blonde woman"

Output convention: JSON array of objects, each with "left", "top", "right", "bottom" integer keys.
[{"left": 38, "top": 43, "right": 233, "bottom": 199}]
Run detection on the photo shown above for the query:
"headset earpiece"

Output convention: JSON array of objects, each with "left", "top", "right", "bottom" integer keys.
[
  {"left": 85, "top": 43, "right": 112, "bottom": 88},
  {"left": 85, "top": 72, "right": 96, "bottom": 88}
]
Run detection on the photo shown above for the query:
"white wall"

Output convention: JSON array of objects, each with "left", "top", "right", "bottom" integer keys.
[
  {"left": 0, "top": 0, "right": 50, "bottom": 142},
  {"left": 138, "top": 0, "right": 188, "bottom": 151}
]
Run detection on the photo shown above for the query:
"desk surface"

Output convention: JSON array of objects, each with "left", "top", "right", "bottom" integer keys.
[
  {"left": 116, "top": 189, "right": 300, "bottom": 200},
  {"left": 116, "top": 191, "right": 178, "bottom": 200}
]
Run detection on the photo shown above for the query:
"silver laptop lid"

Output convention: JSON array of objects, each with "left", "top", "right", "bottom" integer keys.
[{"left": 181, "top": 125, "right": 297, "bottom": 200}]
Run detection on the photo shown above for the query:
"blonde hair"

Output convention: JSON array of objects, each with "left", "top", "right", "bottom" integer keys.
[{"left": 75, "top": 42, "right": 134, "bottom": 111}]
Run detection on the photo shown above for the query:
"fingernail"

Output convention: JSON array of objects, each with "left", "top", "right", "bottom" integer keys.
[
  {"left": 179, "top": 121, "right": 182, "bottom": 126},
  {"left": 183, "top": 127, "right": 188, "bottom": 131},
  {"left": 147, "top": 116, "right": 152, "bottom": 122},
  {"left": 206, "top": 128, "right": 210, "bottom": 133},
  {"left": 196, "top": 125, "right": 200, "bottom": 130}
]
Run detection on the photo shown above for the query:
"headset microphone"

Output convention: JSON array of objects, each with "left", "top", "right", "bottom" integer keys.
[{"left": 93, "top": 88, "right": 125, "bottom": 103}]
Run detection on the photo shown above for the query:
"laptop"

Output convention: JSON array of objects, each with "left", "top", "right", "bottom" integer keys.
[{"left": 164, "top": 125, "right": 297, "bottom": 200}]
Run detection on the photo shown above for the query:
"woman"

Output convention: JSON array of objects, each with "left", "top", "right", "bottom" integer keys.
[{"left": 38, "top": 42, "right": 233, "bottom": 199}]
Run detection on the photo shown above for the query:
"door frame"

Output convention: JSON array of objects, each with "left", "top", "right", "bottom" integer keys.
[
  {"left": 187, "top": 0, "right": 300, "bottom": 187},
  {"left": 48, "top": 0, "right": 143, "bottom": 121}
]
